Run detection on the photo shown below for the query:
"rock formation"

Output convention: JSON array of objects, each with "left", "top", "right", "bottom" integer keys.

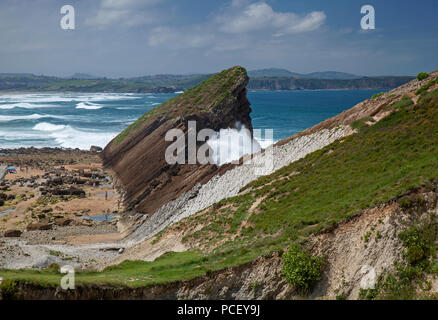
[{"left": 103, "top": 66, "right": 252, "bottom": 222}]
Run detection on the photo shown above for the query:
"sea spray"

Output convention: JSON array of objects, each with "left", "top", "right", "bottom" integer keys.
[{"left": 206, "top": 122, "right": 262, "bottom": 165}]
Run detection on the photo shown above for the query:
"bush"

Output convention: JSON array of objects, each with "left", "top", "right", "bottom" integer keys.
[
  {"left": 44, "top": 263, "right": 60, "bottom": 273},
  {"left": 0, "top": 279, "right": 18, "bottom": 300},
  {"left": 282, "top": 244, "right": 324, "bottom": 293},
  {"left": 398, "top": 223, "right": 436, "bottom": 265},
  {"left": 417, "top": 72, "right": 429, "bottom": 81}
]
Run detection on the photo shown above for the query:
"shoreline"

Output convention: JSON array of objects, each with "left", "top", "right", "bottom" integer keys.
[{"left": 0, "top": 146, "right": 102, "bottom": 154}]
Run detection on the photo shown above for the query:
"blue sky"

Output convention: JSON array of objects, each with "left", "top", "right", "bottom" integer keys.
[{"left": 0, "top": 0, "right": 437, "bottom": 77}]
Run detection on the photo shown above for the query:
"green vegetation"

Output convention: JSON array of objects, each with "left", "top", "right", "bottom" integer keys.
[
  {"left": 282, "top": 244, "right": 324, "bottom": 293},
  {"left": 390, "top": 95, "right": 414, "bottom": 111},
  {"left": 399, "top": 223, "right": 436, "bottom": 265},
  {"left": 0, "top": 279, "right": 18, "bottom": 300},
  {"left": 351, "top": 117, "right": 375, "bottom": 132},
  {"left": 250, "top": 281, "right": 260, "bottom": 294},
  {"left": 371, "top": 92, "right": 385, "bottom": 99},
  {"left": 363, "top": 231, "right": 372, "bottom": 243},
  {"left": 2, "top": 89, "right": 438, "bottom": 290},
  {"left": 416, "top": 76, "right": 438, "bottom": 95},
  {"left": 360, "top": 218, "right": 438, "bottom": 300},
  {"left": 0, "top": 73, "right": 208, "bottom": 93},
  {"left": 375, "top": 230, "right": 382, "bottom": 240},
  {"left": 417, "top": 72, "right": 429, "bottom": 81},
  {"left": 0, "top": 250, "right": 259, "bottom": 288}
]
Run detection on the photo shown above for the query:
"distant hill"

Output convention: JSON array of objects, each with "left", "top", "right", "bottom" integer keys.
[
  {"left": 0, "top": 70, "right": 413, "bottom": 93},
  {"left": 247, "top": 76, "right": 414, "bottom": 91},
  {"left": 248, "top": 68, "right": 360, "bottom": 79},
  {"left": 71, "top": 73, "right": 100, "bottom": 79},
  {"left": 248, "top": 68, "right": 298, "bottom": 78},
  {"left": 302, "top": 71, "right": 360, "bottom": 79}
]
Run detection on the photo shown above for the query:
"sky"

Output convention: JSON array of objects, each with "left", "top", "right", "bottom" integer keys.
[{"left": 0, "top": 0, "right": 437, "bottom": 77}]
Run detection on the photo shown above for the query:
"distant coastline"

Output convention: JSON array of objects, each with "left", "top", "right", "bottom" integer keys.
[
  {"left": 0, "top": 86, "right": 402, "bottom": 95},
  {"left": 0, "top": 71, "right": 414, "bottom": 94}
]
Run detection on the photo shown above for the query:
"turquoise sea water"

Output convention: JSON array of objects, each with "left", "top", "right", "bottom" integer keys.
[{"left": 0, "top": 90, "right": 383, "bottom": 149}]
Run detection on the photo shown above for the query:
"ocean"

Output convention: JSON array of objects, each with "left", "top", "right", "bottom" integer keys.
[{"left": 0, "top": 90, "right": 383, "bottom": 150}]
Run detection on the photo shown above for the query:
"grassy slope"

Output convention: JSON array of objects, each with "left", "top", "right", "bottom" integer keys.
[{"left": 1, "top": 88, "right": 438, "bottom": 288}]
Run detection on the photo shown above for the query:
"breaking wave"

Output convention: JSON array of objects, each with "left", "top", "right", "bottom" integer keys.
[
  {"left": 48, "top": 126, "right": 117, "bottom": 149},
  {"left": 206, "top": 122, "right": 274, "bottom": 166},
  {"left": 76, "top": 102, "right": 103, "bottom": 110},
  {"left": 0, "top": 114, "right": 64, "bottom": 122},
  {"left": 0, "top": 103, "right": 53, "bottom": 110},
  {"left": 33, "top": 122, "right": 66, "bottom": 131}
]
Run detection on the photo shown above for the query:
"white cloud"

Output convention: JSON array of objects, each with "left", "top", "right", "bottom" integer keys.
[
  {"left": 147, "top": 1, "right": 326, "bottom": 52},
  {"left": 88, "top": 0, "right": 163, "bottom": 28},
  {"left": 217, "top": 2, "right": 326, "bottom": 36},
  {"left": 148, "top": 26, "right": 214, "bottom": 49},
  {"left": 100, "top": 0, "right": 161, "bottom": 9}
]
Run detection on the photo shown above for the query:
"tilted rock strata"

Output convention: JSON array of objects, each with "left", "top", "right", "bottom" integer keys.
[{"left": 103, "top": 66, "right": 252, "bottom": 218}]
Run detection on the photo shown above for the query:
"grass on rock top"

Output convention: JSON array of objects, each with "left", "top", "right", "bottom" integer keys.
[
  {"left": 113, "top": 66, "right": 247, "bottom": 145},
  {"left": 1, "top": 89, "right": 438, "bottom": 289}
]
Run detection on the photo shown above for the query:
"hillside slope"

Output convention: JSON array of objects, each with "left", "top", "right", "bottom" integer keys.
[
  {"left": 105, "top": 71, "right": 438, "bottom": 298},
  {"left": 1, "top": 71, "right": 438, "bottom": 300}
]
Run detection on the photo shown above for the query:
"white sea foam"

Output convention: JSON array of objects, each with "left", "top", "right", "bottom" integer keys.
[
  {"left": 47, "top": 126, "right": 117, "bottom": 149},
  {"left": 2, "top": 124, "right": 116, "bottom": 149},
  {"left": 0, "top": 93, "right": 141, "bottom": 104},
  {"left": 33, "top": 122, "right": 66, "bottom": 131},
  {"left": 0, "top": 114, "right": 48, "bottom": 121},
  {"left": 76, "top": 102, "right": 103, "bottom": 110},
  {"left": 0, "top": 103, "right": 53, "bottom": 110}
]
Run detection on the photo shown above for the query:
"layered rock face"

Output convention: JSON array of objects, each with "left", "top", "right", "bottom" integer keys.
[{"left": 103, "top": 66, "right": 251, "bottom": 221}]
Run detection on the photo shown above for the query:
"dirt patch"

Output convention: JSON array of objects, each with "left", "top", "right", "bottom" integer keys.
[{"left": 67, "top": 233, "right": 122, "bottom": 246}]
